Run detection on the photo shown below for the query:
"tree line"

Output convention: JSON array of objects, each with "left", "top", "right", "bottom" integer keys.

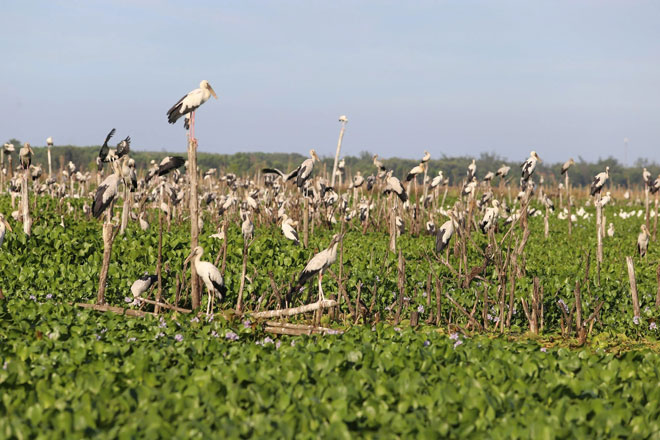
[{"left": 3, "top": 138, "right": 658, "bottom": 188}]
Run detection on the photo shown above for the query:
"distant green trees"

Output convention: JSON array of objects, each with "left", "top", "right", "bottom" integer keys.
[{"left": 3, "top": 139, "right": 657, "bottom": 188}]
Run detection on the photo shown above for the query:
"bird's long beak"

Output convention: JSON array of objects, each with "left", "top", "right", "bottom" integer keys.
[
  {"left": 184, "top": 252, "right": 194, "bottom": 266},
  {"left": 208, "top": 84, "right": 218, "bottom": 99},
  {"left": 4, "top": 220, "right": 12, "bottom": 232},
  {"left": 536, "top": 154, "right": 542, "bottom": 163}
]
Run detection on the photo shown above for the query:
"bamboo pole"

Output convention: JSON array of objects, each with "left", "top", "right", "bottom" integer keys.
[{"left": 188, "top": 137, "right": 201, "bottom": 309}]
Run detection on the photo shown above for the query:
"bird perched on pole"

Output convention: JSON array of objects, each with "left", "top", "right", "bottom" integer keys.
[
  {"left": 146, "top": 156, "right": 186, "bottom": 181},
  {"left": 296, "top": 149, "right": 320, "bottom": 188},
  {"left": 19, "top": 143, "right": 33, "bottom": 169},
  {"left": 643, "top": 168, "right": 652, "bottom": 187},
  {"left": 184, "top": 246, "right": 226, "bottom": 315},
  {"left": 281, "top": 214, "right": 300, "bottom": 245},
  {"left": 590, "top": 166, "right": 610, "bottom": 196},
  {"left": 130, "top": 273, "right": 158, "bottom": 305},
  {"left": 435, "top": 217, "right": 455, "bottom": 254},
  {"left": 289, "top": 233, "right": 342, "bottom": 302},
  {"left": 561, "top": 158, "right": 575, "bottom": 175},
  {"left": 496, "top": 164, "right": 510, "bottom": 179},
  {"left": 467, "top": 159, "right": 477, "bottom": 180},
  {"left": 521, "top": 151, "right": 541, "bottom": 181},
  {"left": 479, "top": 200, "right": 500, "bottom": 233},
  {"left": 98, "top": 128, "right": 130, "bottom": 167},
  {"left": 638, "top": 225, "right": 650, "bottom": 257},
  {"left": 92, "top": 160, "right": 122, "bottom": 219},
  {"left": 406, "top": 162, "right": 426, "bottom": 182},
  {"left": 167, "top": 80, "right": 218, "bottom": 139}
]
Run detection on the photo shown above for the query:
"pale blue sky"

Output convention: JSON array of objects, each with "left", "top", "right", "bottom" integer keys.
[{"left": 1, "top": 0, "right": 659, "bottom": 163}]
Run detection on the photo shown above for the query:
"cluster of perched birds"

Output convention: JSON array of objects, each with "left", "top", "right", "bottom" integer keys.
[{"left": 1, "top": 80, "right": 657, "bottom": 314}]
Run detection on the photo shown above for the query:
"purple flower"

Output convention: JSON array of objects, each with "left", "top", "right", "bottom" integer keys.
[
  {"left": 453, "top": 339, "right": 463, "bottom": 349},
  {"left": 275, "top": 340, "right": 281, "bottom": 349},
  {"left": 326, "top": 329, "right": 341, "bottom": 335},
  {"left": 540, "top": 347, "right": 547, "bottom": 353},
  {"left": 2, "top": 361, "right": 7, "bottom": 370},
  {"left": 124, "top": 297, "right": 133, "bottom": 303},
  {"left": 290, "top": 340, "right": 297, "bottom": 347},
  {"left": 174, "top": 334, "right": 183, "bottom": 342},
  {"left": 29, "top": 295, "right": 37, "bottom": 301},
  {"left": 211, "top": 330, "right": 219, "bottom": 338},
  {"left": 127, "top": 337, "right": 136, "bottom": 342},
  {"left": 45, "top": 294, "right": 53, "bottom": 300},
  {"left": 263, "top": 336, "right": 274, "bottom": 345},
  {"left": 243, "top": 319, "right": 251, "bottom": 328},
  {"left": 225, "top": 331, "right": 239, "bottom": 341},
  {"left": 422, "top": 291, "right": 428, "bottom": 298},
  {"left": 650, "top": 322, "right": 658, "bottom": 331},
  {"left": 206, "top": 314, "right": 214, "bottom": 323},
  {"left": 423, "top": 340, "right": 431, "bottom": 347},
  {"left": 191, "top": 316, "right": 199, "bottom": 323},
  {"left": 95, "top": 334, "right": 101, "bottom": 341},
  {"left": 394, "top": 327, "right": 402, "bottom": 332},
  {"left": 159, "top": 318, "right": 167, "bottom": 328},
  {"left": 417, "top": 305, "right": 425, "bottom": 314},
  {"left": 633, "top": 316, "right": 640, "bottom": 325},
  {"left": 156, "top": 332, "right": 165, "bottom": 339},
  {"left": 449, "top": 333, "right": 459, "bottom": 340}
]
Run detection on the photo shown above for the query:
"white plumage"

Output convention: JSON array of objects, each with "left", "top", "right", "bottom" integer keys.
[
  {"left": 185, "top": 246, "right": 226, "bottom": 314},
  {"left": 167, "top": 80, "right": 218, "bottom": 125}
]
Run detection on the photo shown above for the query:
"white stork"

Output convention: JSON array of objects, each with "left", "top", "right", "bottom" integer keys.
[
  {"left": 281, "top": 214, "right": 300, "bottom": 245},
  {"left": 383, "top": 171, "right": 408, "bottom": 202},
  {"left": 483, "top": 171, "right": 495, "bottom": 182},
  {"left": 521, "top": 151, "right": 541, "bottom": 181},
  {"left": 0, "top": 213, "right": 12, "bottom": 247},
  {"left": 430, "top": 171, "right": 445, "bottom": 188},
  {"left": 167, "top": 80, "right": 218, "bottom": 139},
  {"left": 406, "top": 162, "right": 426, "bottom": 182},
  {"left": 421, "top": 150, "right": 431, "bottom": 163},
  {"left": 290, "top": 233, "right": 342, "bottom": 302},
  {"left": 590, "top": 166, "right": 609, "bottom": 196},
  {"left": 599, "top": 191, "right": 611, "bottom": 207},
  {"left": 462, "top": 176, "right": 478, "bottom": 197},
  {"left": 496, "top": 164, "right": 510, "bottom": 178},
  {"left": 92, "top": 159, "right": 122, "bottom": 219},
  {"left": 643, "top": 168, "right": 652, "bottom": 187},
  {"left": 435, "top": 217, "right": 455, "bottom": 253},
  {"left": 561, "top": 158, "right": 575, "bottom": 175},
  {"left": 352, "top": 171, "right": 365, "bottom": 188},
  {"left": 373, "top": 155, "right": 387, "bottom": 173},
  {"left": 638, "top": 225, "right": 650, "bottom": 257},
  {"left": 607, "top": 223, "right": 615, "bottom": 238},
  {"left": 146, "top": 156, "right": 186, "bottom": 181},
  {"left": 184, "top": 246, "right": 227, "bottom": 314}
]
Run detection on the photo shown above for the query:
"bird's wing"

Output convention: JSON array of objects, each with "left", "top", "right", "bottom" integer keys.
[
  {"left": 103, "top": 128, "right": 116, "bottom": 147},
  {"left": 166, "top": 93, "right": 191, "bottom": 123},
  {"left": 298, "top": 249, "right": 328, "bottom": 284},
  {"left": 262, "top": 168, "right": 286, "bottom": 178}
]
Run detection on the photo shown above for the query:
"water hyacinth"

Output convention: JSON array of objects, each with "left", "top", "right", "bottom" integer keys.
[
  {"left": 124, "top": 297, "right": 132, "bottom": 303},
  {"left": 211, "top": 330, "right": 219, "bottom": 338},
  {"left": 453, "top": 339, "right": 463, "bottom": 349},
  {"left": 449, "top": 333, "right": 459, "bottom": 340},
  {"left": 650, "top": 322, "right": 657, "bottom": 330},
  {"left": 633, "top": 316, "right": 640, "bottom": 325},
  {"left": 46, "top": 293, "right": 53, "bottom": 300},
  {"left": 417, "top": 305, "right": 425, "bottom": 314},
  {"left": 423, "top": 340, "right": 431, "bottom": 347},
  {"left": 29, "top": 295, "right": 37, "bottom": 301},
  {"left": 540, "top": 347, "right": 547, "bottom": 353},
  {"left": 174, "top": 334, "right": 184, "bottom": 342},
  {"left": 225, "top": 331, "right": 239, "bottom": 341},
  {"left": 191, "top": 316, "right": 199, "bottom": 323},
  {"left": 243, "top": 319, "right": 251, "bottom": 328}
]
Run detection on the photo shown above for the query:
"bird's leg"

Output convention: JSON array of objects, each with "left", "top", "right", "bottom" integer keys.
[
  {"left": 191, "top": 111, "right": 196, "bottom": 142},
  {"left": 318, "top": 272, "right": 325, "bottom": 302},
  {"left": 206, "top": 289, "right": 212, "bottom": 315}
]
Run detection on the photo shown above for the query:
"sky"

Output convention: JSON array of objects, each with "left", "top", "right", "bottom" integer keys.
[{"left": 1, "top": 0, "right": 659, "bottom": 164}]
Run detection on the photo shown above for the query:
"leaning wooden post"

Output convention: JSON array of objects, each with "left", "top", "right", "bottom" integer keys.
[
  {"left": 626, "top": 256, "right": 641, "bottom": 319},
  {"left": 22, "top": 166, "right": 32, "bottom": 236},
  {"left": 120, "top": 185, "right": 130, "bottom": 235},
  {"left": 543, "top": 203, "right": 549, "bottom": 239},
  {"left": 645, "top": 185, "right": 650, "bottom": 231},
  {"left": 303, "top": 196, "right": 309, "bottom": 248},
  {"left": 236, "top": 239, "right": 249, "bottom": 314},
  {"left": 595, "top": 193, "right": 603, "bottom": 266},
  {"left": 155, "top": 209, "right": 163, "bottom": 314},
  {"left": 654, "top": 195, "right": 658, "bottom": 242},
  {"left": 97, "top": 223, "right": 116, "bottom": 305},
  {"left": 188, "top": 137, "right": 201, "bottom": 309},
  {"left": 330, "top": 115, "right": 348, "bottom": 188}
]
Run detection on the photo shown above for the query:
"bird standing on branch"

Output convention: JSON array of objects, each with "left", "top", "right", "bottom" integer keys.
[{"left": 290, "top": 233, "right": 342, "bottom": 302}]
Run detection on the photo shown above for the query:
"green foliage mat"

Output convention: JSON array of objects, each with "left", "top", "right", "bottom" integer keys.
[{"left": 2, "top": 300, "right": 660, "bottom": 438}]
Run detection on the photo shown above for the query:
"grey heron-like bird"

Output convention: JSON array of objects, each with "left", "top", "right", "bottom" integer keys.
[
  {"left": 607, "top": 223, "right": 615, "bottom": 238},
  {"left": 290, "top": 233, "right": 342, "bottom": 302},
  {"left": 638, "top": 225, "right": 650, "bottom": 257},
  {"left": 92, "top": 159, "right": 122, "bottom": 219},
  {"left": 590, "top": 166, "right": 609, "bottom": 196},
  {"left": 561, "top": 158, "right": 575, "bottom": 175},
  {"left": 167, "top": 80, "right": 218, "bottom": 139},
  {"left": 521, "top": 151, "right": 541, "bottom": 181},
  {"left": 130, "top": 273, "right": 158, "bottom": 305},
  {"left": 184, "top": 246, "right": 227, "bottom": 315},
  {"left": 0, "top": 213, "right": 12, "bottom": 247},
  {"left": 478, "top": 200, "right": 500, "bottom": 233},
  {"left": 19, "top": 143, "right": 33, "bottom": 169},
  {"left": 296, "top": 149, "right": 320, "bottom": 188},
  {"left": 98, "top": 128, "right": 131, "bottom": 167},
  {"left": 430, "top": 171, "right": 445, "bottom": 188}
]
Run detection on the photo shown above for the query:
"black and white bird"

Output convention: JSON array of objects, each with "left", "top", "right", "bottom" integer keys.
[
  {"left": 241, "top": 211, "right": 254, "bottom": 242},
  {"left": 462, "top": 176, "right": 478, "bottom": 197},
  {"left": 19, "top": 143, "right": 33, "bottom": 169},
  {"left": 406, "top": 162, "right": 426, "bottom": 182},
  {"left": 467, "top": 159, "right": 477, "bottom": 180},
  {"left": 599, "top": 191, "right": 611, "bottom": 207},
  {"left": 373, "top": 155, "right": 387, "bottom": 173},
  {"left": 92, "top": 160, "right": 122, "bottom": 219},
  {"left": 98, "top": 128, "right": 131, "bottom": 167},
  {"left": 435, "top": 217, "right": 455, "bottom": 254},
  {"left": 122, "top": 158, "right": 137, "bottom": 191},
  {"left": 146, "top": 156, "right": 186, "bottom": 181},
  {"left": 590, "top": 166, "right": 609, "bottom": 196},
  {"left": 281, "top": 214, "right": 300, "bottom": 245},
  {"left": 262, "top": 165, "right": 300, "bottom": 183},
  {"left": 383, "top": 171, "right": 408, "bottom": 202},
  {"left": 0, "top": 213, "right": 12, "bottom": 247},
  {"left": 351, "top": 171, "right": 365, "bottom": 188},
  {"left": 651, "top": 175, "right": 660, "bottom": 194},
  {"left": 290, "top": 233, "right": 342, "bottom": 302},
  {"left": 496, "top": 164, "right": 510, "bottom": 178},
  {"left": 296, "top": 149, "right": 320, "bottom": 188},
  {"left": 167, "top": 80, "right": 218, "bottom": 127},
  {"left": 643, "top": 168, "right": 652, "bottom": 187},
  {"left": 637, "top": 225, "right": 650, "bottom": 257},
  {"left": 478, "top": 200, "right": 500, "bottom": 233},
  {"left": 184, "top": 246, "right": 227, "bottom": 315},
  {"left": 130, "top": 273, "right": 158, "bottom": 305},
  {"left": 543, "top": 194, "right": 555, "bottom": 211},
  {"left": 521, "top": 151, "right": 542, "bottom": 181},
  {"left": 561, "top": 158, "right": 575, "bottom": 175},
  {"left": 421, "top": 150, "right": 431, "bottom": 163},
  {"left": 430, "top": 171, "right": 446, "bottom": 188},
  {"left": 483, "top": 171, "right": 495, "bottom": 182}
]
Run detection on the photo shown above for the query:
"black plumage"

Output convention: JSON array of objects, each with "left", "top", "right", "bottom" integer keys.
[
  {"left": 98, "top": 128, "right": 116, "bottom": 167},
  {"left": 146, "top": 156, "right": 186, "bottom": 181}
]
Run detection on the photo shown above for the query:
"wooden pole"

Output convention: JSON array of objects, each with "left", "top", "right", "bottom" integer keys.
[
  {"left": 155, "top": 209, "right": 163, "bottom": 314},
  {"left": 97, "top": 223, "right": 116, "bottom": 305},
  {"left": 22, "top": 166, "right": 31, "bottom": 236},
  {"left": 626, "top": 256, "right": 641, "bottom": 318},
  {"left": 188, "top": 137, "right": 201, "bottom": 309},
  {"left": 303, "top": 197, "right": 309, "bottom": 248},
  {"left": 47, "top": 147, "right": 52, "bottom": 179},
  {"left": 330, "top": 119, "right": 347, "bottom": 188}
]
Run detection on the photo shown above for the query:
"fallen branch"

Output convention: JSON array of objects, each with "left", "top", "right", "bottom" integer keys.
[
  {"left": 252, "top": 300, "right": 337, "bottom": 319},
  {"left": 76, "top": 302, "right": 155, "bottom": 318},
  {"left": 136, "top": 297, "right": 192, "bottom": 314}
]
